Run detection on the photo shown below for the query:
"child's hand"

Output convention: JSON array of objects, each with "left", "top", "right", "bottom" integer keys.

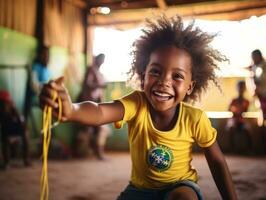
[{"left": 39, "top": 77, "right": 73, "bottom": 122}]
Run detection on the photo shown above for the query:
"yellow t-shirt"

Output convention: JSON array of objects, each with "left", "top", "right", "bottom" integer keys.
[{"left": 115, "top": 91, "right": 217, "bottom": 189}]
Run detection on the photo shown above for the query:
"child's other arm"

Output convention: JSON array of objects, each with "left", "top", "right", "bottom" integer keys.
[
  {"left": 71, "top": 101, "right": 124, "bottom": 125},
  {"left": 39, "top": 77, "right": 124, "bottom": 125},
  {"left": 203, "top": 141, "right": 238, "bottom": 200}
]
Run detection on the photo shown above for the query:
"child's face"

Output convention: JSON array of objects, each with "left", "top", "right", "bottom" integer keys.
[{"left": 143, "top": 46, "right": 195, "bottom": 113}]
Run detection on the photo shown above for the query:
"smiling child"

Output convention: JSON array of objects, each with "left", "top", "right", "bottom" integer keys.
[{"left": 39, "top": 15, "right": 237, "bottom": 200}]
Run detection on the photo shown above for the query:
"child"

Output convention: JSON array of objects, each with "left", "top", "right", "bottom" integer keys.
[{"left": 39, "top": 15, "right": 237, "bottom": 200}]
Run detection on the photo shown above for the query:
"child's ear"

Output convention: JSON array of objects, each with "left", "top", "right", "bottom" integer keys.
[
  {"left": 140, "top": 73, "right": 145, "bottom": 90},
  {"left": 186, "top": 81, "right": 196, "bottom": 95}
]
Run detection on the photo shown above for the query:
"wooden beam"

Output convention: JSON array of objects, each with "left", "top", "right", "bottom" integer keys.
[
  {"left": 155, "top": 0, "right": 167, "bottom": 10},
  {"left": 65, "top": 0, "right": 86, "bottom": 9},
  {"left": 192, "top": 6, "right": 266, "bottom": 21},
  {"left": 88, "top": 0, "right": 266, "bottom": 27}
]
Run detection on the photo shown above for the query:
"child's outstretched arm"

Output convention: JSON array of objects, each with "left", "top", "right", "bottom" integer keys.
[
  {"left": 39, "top": 77, "right": 124, "bottom": 125},
  {"left": 203, "top": 141, "right": 238, "bottom": 200}
]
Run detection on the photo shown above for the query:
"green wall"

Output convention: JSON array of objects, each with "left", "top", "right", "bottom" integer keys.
[
  {"left": 103, "top": 82, "right": 133, "bottom": 151},
  {"left": 0, "top": 26, "right": 131, "bottom": 156},
  {"left": 0, "top": 26, "right": 36, "bottom": 112},
  {"left": 0, "top": 27, "right": 84, "bottom": 156},
  {"left": 0, "top": 27, "right": 36, "bottom": 66}
]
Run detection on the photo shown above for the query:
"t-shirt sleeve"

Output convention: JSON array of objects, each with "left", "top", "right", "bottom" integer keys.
[
  {"left": 193, "top": 111, "right": 217, "bottom": 148},
  {"left": 114, "top": 91, "right": 141, "bottom": 129}
]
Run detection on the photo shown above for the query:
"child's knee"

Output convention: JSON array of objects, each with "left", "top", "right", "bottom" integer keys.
[{"left": 167, "top": 186, "right": 198, "bottom": 200}]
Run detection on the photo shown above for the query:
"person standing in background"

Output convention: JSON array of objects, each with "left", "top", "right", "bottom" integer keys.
[
  {"left": 76, "top": 54, "right": 110, "bottom": 160},
  {"left": 250, "top": 49, "right": 266, "bottom": 153},
  {"left": 250, "top": 49, "right": 266, "bottom": 122},
  {"left": 24, "top": 45, "right": 51, "bottom": 122},
  {"left": 78, "top": 54, "right": 106, "bottom": 103}
]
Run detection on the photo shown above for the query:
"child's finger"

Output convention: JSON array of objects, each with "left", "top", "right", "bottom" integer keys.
[
  {"left": 54, "top": 76, "right": 64, "bottom": 85},
  {"left": 49, "top": 81, "right": 65, "bottom": 92},
  {"left": 49, "top": 77, "right": 66, "bottom": 91},
  {"left": 41, "top": 83, "right": 55, "bottom": 96},
  {"left": 52, "top": 108, "right": 67, "bottom": 122},
  {"left": 39, "top": 95, "right": 58, "bottom": 109},
  {"left": 42, "top": 80, "right": 66, "bottom": 102},
  {"left": 57, "top": 89, "right": 70, "bottom": 101}
]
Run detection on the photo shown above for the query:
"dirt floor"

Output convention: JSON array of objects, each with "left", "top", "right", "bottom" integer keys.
[{"left": 0, "top": 152, "right": 266, "bottom": 200}]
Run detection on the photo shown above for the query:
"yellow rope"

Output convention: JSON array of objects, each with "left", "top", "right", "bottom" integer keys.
[{"left": 41, "top": 90, "right": 62, "bottom": 200}]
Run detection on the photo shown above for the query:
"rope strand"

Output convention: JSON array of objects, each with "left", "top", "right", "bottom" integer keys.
[{"left": 41, "top": 90, "right": 62, "bottom": 200}]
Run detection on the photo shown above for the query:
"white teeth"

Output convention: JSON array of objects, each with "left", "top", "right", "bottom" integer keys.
[{"left": 154, "top": 91, "right": 171, "bottom": 97}]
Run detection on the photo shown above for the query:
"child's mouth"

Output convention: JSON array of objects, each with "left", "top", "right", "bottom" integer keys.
[{"left": 152, "top": 91, "right": 174, "bottom": 101}]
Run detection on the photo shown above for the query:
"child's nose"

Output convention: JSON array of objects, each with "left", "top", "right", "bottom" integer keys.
[{"left": 158, "top": 75, "right": 171, "bottom": 86}]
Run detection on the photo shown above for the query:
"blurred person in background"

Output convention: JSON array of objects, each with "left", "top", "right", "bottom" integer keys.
[
  {"left": 226, "top": 81, "right": 251, "bottom": 154},
  {"left": 24, "top": 45, "right": 51, "bottom": 122},
  {"left": 250, "top": 49, "right": 266, "bottom": 123},
  {"left": 24, "top": 45, "right": 51, "bottom": 141},
  {"left": 0, "top": 90, "right": 31, "bottom": 169},
  {"left": 76, "top": 54, "right": 110, "bottom": 160},
  {"left": 250, "top": 49, "right": 266, "bottom": 153}
]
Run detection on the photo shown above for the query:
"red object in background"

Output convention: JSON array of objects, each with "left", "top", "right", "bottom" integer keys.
[{"left": 0, "top": 90, "right": 12, "bottom": 102}]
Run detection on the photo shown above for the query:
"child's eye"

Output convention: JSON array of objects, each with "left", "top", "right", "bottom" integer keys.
[
  {"left": 149, "top": 68, "right": 160, "bottom": 76},
  {"left": 173, "top": 73, "right": 184, "bottom": 80}
]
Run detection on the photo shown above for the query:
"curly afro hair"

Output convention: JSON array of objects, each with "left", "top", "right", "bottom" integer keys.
[{"left": 128, "top": 15, "right": 227, "bottom": 102}]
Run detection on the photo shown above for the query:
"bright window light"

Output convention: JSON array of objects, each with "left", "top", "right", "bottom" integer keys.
[
  {"left": 206, "top": 111, "right": 233, "bottom": 118},
  {"left": 93, "top": 15, "right": 266, "bottom": 82},
  {"left": 93, "top": 27, "right": 141, "bottom": 82},
  {"left": 97, "top": 7, "right": 110, "bottom": 15}
]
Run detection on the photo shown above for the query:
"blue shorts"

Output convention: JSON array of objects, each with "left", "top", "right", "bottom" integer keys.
[{"left": 117, "top": 180, "right": 203, "bottom": 200}]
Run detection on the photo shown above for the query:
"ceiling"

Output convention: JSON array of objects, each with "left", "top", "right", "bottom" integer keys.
[
  {"left": 84, "top": 0, "right": 218, "bottom": 11},
  {"left": 70, "top": 0, "right": 266, "bottom": 27}
]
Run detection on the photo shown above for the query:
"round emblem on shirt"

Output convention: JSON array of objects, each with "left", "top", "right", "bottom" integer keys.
[{"left": 147, "top": 145, "right": 173, "bottom": 172}]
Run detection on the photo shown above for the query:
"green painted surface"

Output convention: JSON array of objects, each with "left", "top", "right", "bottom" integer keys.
[
  {"left": 0, "top": 26, "right": 131, "bottom": 154},
  {"left": 0, "top": 67, "right": 27, "bottom": 113},
  {"left": 104, "top": 81, "right": 133, "bottom": 151},
  {"left": 0, "top": 26, "right": 36, "bottom": 66},
  {"left": 49, "top": 46, "right": 69, "bottom": 78},
  {"left": 0, "top": 27, "right": 37, "bottom": 113}
]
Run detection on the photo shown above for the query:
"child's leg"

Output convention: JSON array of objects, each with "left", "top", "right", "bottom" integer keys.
[
  {"left": 117, "top": 183, "right": 159, "bottom": 200},
  {"left": 164, "top": 180, "right": 203, "bottom": 200},
  {"left": 166, "top": 186, "right": 198, "bottom": 200}
]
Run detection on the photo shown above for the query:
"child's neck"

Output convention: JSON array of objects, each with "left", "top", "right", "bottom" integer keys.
[{"left": 149, "top": 104, "right": 180, "bottom": 131}]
